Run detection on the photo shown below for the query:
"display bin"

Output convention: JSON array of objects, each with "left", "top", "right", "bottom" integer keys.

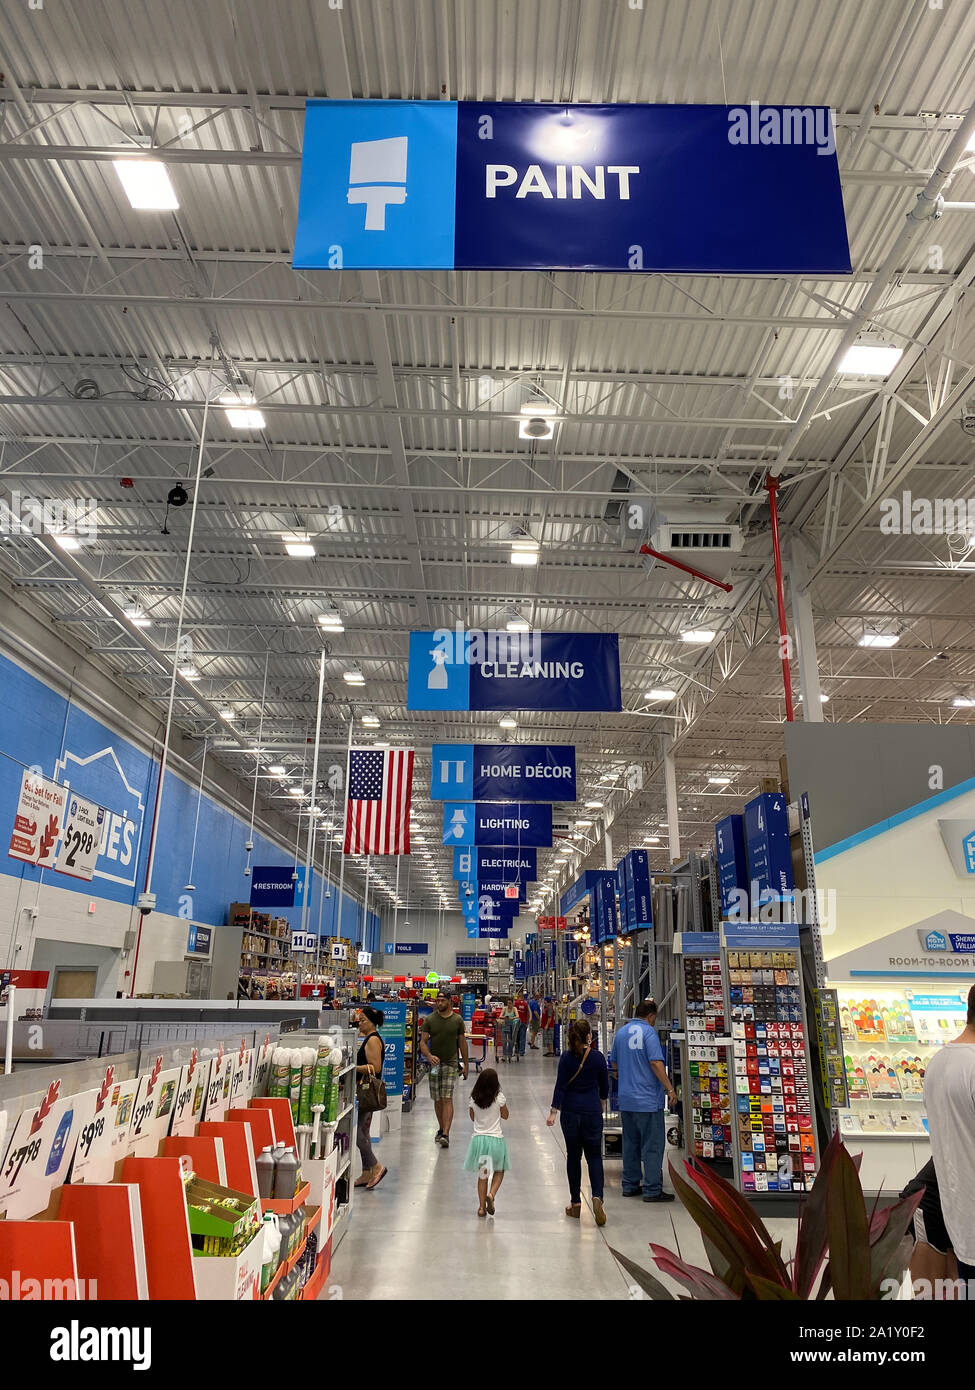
[
  {"left": 261, "top": 1180, "right": 310, "bottom": 1216},
  {"left": 193, "top": 1226, "right": 264, "bottom": 1301}
]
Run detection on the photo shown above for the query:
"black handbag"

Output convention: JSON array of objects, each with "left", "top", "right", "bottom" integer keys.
[{"left": 357, "top": 1069, "right": 387, "bottom": 1112}]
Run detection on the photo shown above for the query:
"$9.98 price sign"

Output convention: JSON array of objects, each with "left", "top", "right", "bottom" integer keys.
[{"left": 55, "top": 793, "right": 104, "bottom": 881}]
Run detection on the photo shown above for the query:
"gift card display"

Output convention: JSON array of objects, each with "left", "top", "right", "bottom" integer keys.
[
  {"left": 727, "top": 948, "right": 816, "bottom": 1194},
  {"left": 683, "top": 952, "right": 731, "bottom": 1160}
]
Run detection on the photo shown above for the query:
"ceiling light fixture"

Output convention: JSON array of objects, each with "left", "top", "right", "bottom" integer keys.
[
  {"left": 269, "top": 765, "right": 287, "bottom": 776},
  {"left": 178, "top": 664, "right": 199, "bottom": 680},
  {"left": 343, "top": 670, "right": 365, "bottom": 685},
  {"left": 952, "top": 696, "right": 975, "bottom": 708},
  {"left": 518, "top": 403, "right": 557, "bottom": 440},
  {"left": 219, "top": 392, "right": 265, "bottom": 430},
  {"left": 680, "top": 629, "right": 716, "bottom": 645},
  {"left": 644, "top": 687, "right": 677, "bottom": 702},
  {"left": 113, "top": 158, "right": 179, "bottom": 210},
  {"left": 498, "top": 715, "right": 517, "bottom": 729},
  {"left": 859, "top": 632, "right": 900, "bottom": 648},
  {"left": 284, "top": 534, "right": 315, "bottom": 558},
  {"left": 708, "top": 775, "right": 732, "bottom": 785},
  {"left": 362, "top": 714, "right": 380, "bottom": 727},
  {"left": 838, "top": 333, "right": 903, "bottom": 378},
  {"left": 584, "top": 800, "right": 603, "bottom": 810},
  {"left": 219, "top": 708, "right": 234, "bottom": 720}
]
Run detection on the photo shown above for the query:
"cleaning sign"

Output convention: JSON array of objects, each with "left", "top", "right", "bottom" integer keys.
[{"left": 407, "top": 630, "right": 621, "bottom": 713}]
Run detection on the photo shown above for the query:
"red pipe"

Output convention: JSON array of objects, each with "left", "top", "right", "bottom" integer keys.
[
  {"left": 639, "top": 544, "right": 733, "bottom": 593},
  {"left": 764, "top": 474, "right": 795, "bottom": 722}
]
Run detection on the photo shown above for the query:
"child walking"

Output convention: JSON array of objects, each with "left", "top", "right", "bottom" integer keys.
[{"left": 464, "top": 1068, "right": 510, "bottom": 1217}]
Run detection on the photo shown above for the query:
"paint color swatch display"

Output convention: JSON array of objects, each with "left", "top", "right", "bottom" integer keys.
[{"left": 728, "top": 948, "right": 816, "bottom": 1193}]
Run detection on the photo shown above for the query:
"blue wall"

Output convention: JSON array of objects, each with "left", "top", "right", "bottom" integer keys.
[{"left": 0, "top": 653, "right": 380, "bottom": 946}]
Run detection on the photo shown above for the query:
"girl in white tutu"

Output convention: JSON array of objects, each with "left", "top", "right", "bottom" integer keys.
[{"left": 464, "top": 1068, "right": 510, "bottom": 1216}]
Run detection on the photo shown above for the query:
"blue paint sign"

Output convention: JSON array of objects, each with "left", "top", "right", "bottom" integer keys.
[
  {"left": 430, "top": 743, "right": 577, "bottom": 802},
  {"left": 453, "top": 846, "right": 537, "bottom": 880},
  {"left": 715, "top": 814, "right": 749, "bottom": 918},
  {"left": 249, "top": 865, "right": 306, "bottom": 907},
  {"left": 441, "top": 802, "right": 552, "bottom": 847},
  {"left": 383, "top": 942, "right": 428, "bottom": 955},
  {"left": 295, "top": 101, "right": 851, "bottom": 275},
  {"left": 744, "top": 793, "right": 794, "bottom": 904},
  {"left": 407, "top": 631, "right": 621, "bottom": 713}
]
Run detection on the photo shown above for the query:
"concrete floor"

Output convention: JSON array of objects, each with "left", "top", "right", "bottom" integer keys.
[{"left": 326, "top": 1049, "right": 797, "bottom": 1300}]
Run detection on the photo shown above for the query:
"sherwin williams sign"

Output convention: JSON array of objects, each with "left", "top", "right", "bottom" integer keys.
[
  {"left": 294, "top": 101, "right": 850, "bottom": 274},
  {"left": 442, "top": 802, "right": 552, "bottom": 847},
  {"left": 453, "top": 846, "right": 537, "bottom": 880},
  {"left": 430, "top": 743, "right": 576, "bottom": 801},
  {"left": 407, "top": 630, "right": 621, "bottom": 713}
]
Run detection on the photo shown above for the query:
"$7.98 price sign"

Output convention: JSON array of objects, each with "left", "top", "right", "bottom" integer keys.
[{"left": 54, "top": 793, "right": 104, "bottom": 881}]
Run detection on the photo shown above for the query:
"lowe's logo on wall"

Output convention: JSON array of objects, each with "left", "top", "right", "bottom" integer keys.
[
  {"left": 294, "top": 101, "right": 851, "bottom": 274},
  {"left": 54, "top": 741, "right": 148, "bottom": 892},
  {"left": 407, "top": 630, "right": 621, "bottom": 713}
]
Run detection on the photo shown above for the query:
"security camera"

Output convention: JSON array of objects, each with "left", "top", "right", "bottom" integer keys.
[
  {"left": 961, "top": 399, "right": 975, "bottom": 437},
  {"left": 245, "top": 841, "right": 254, "bottom": 853},
  {"left": 137, "top": 891, "right": 156, "bottom": 917},
  {"left": 243, "top": 866, "right": 250, "bottom": 877}
]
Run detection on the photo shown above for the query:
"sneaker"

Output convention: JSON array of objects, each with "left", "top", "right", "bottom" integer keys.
[
  {"left": 643, "top": 1192, "right": 675, "bottom": 1203},
  {"left": 435, "top": 1129, "right": 443, "bottom": 1142},
  {"left": 440, "top": 1134, "right": 450, "bottom": 1148},
  {"left": 621, "top": 1188, "right": 642, "bottom": 1197}
]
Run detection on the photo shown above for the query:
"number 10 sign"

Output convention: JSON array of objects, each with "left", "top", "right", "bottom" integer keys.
[{"left": 55, "top": 793, "right": 104, "bottom": 881}]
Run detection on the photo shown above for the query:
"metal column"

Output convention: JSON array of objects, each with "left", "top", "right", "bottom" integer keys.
[
  {"left": 789, "top": 537, "right": 824, "bottom": 718},
  {"left": 663, "top": 733, "right": 681, "bottom": 862}
]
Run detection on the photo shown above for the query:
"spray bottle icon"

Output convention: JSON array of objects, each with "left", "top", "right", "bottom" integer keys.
[{"left": 428, "top": 648, "right": 448, "bottom": 690}]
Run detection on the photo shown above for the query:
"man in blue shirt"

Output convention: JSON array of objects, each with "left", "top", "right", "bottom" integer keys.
[{"left": 609, "top": 999, "right": 677, "bottom": 1202}]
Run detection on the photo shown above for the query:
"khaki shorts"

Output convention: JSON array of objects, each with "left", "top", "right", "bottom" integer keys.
[{"left": 429, "top": 1061, "right": 460, "bottom": 1101}]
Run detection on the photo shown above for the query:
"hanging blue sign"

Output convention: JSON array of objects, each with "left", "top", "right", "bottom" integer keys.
[
  {"left": 453, "top": 846, "right": 537, "bottom": 880},
  {"left": 383, "top": 942, "right": 429, "bottom": 956},
  {"left": 250, "top": 866, "right": 306, "bottom": 907},
  {"left": 715, "top": 814, "right": 749, "bottom": 918},
  {"left": 430, "top": 743, "right": 577, "bottom": 802},
  {"left": 625, "top": 849, "right": 653, "bottom": 931},
  {"left": 462, "top": 896, "right": 517, "bottom": 933},
  {"left": 560, "top": 871, "right": 597, "bottom": 916},
  {"left": 721, "top": 921, "right": 800, "bottom": 951},
  {"left": 744, "top": 793, "right": 794, "bottom": 904},
  {"left": 458, "top": 878, "right": 527, "bottom": 903},
  {"left": 593, "top": 871, "right": 619, "bottom": 945},
  {"left": 295, "top": 101, "right": 851, "bottom": 275},
  {"left": 680, "top": 931, "right": 721, "bottom": 957},
  {"left": 442, "top": 802, "right": 552, "bottom": 847},
  {"left": 407, "top": 631, "right": 621, "bottom": 713}
]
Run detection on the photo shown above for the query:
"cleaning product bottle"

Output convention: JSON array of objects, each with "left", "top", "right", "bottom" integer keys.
[
  {"left": 260, "top": 1212, "right": 281, "bottom": 1292},
  {"left": 274, "top": 1145, "right": 300, "bottom": 1200},
  {"left": 269, "top": 1046, "right": 290, "bottom": 1099},
  {"left": 298, "top": 1047, "right": 315, "bottom": 1127},
  {"left": 256, "top": 1145, "right": 276, "bottom": 1200},
  {"left": 311, "top": 1036, "right": 331, "bottom": 1108},
  {"left": 288, "top": 1050, "right": 303, "bottom": 1121}
]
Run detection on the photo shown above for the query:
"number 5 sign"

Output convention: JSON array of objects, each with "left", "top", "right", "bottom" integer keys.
[{"left": 55, "top": 793, "right": 104, "bottom": 881}]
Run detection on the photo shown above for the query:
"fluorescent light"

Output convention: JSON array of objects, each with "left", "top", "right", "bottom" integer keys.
[
  {"left": 131, "top": 614, "right": 152, "bottom": 628},
  {"left": 318, "top": 613, "right": 344, "bottom": 631},
  {"left": 113, "top": 159, "right": 179, "bottom": 210},
  {"left": 287, "top": 786, "right": 304, "bottom": 797},
  {"left": 574, "top": 819, "right": 593, "bottom": 828},
  {"left": 859, "top": 632, "right": 899, "bottom": 648},
  {"left": 219, "top": 708, "right": 234, "bottom": 720},
  {"left": 952, "top": 696, "right": 975, "bottom": 708},
  {"left": 269, "top": 765, "right": 287, "bottom": 776},
  {"left": 584, "top": 800, "right": 603, "bottom": 810},
  {"left": 219, "top": 392, "right": 265, "bottom": 429},
  {"left": 498, "top": 715, "right": 517, "bottom": 729},
  {"left": 708, "top": 775, "right": 732, "bottom": 785},
  {"left": 506, "top": 615, "right": 531, "bottom": 633},
  {"left": 510, "top": 546, "right": 539, "bottom": 566},
  {"left": 54, "top": 534, "right": 81, "bottom": 551},
  {"left": 343, "top": 670, "right": 365, "bottom": 685},
  {"left": 645, "top": 687, "right": 676, "bottom": 702},
  {"left": 362, "top": 715, "right": 380, "bottom": 727},
  {"left": 643, "top": 835, "right": 660, "bottom": 843},
  {"left": 178, "top": 664, "right": 199, "bottom": 680},
  {"left": 284, "top": 538, "right": 316, "bottom": 558},
  {"left": 681, "top": 629, "right": 715, "bottom": 645},
  {"left": 838, "top": 336, "right": 903, "bottom": 377}
]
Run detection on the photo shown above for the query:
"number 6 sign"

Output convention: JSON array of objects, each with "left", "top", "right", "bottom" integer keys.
[{"left": 55, "top": 794, "right": 104, "bottom": 881}]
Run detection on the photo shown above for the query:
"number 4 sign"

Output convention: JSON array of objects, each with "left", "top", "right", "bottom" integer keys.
[{"left": 55, "top": 794, "right": 104, "bottom": 881}]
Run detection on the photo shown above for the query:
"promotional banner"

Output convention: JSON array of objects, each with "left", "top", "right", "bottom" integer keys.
[
  {"left": 378, "top": 999, "right": 408, "bottom": 1096},
  {"left": 54, "top": 792, "right": 104, "bottom": 881},
  {"left": 430, "top": 743, "right": 577, "bottom": 801},
  {"left": 453, "top": 846, "right": 537, "bottom": 880},
  {"left": 295, "top": 101, "right": 851, "bottom": 275},
  {"left": 407, "top": 631, "right": 621, "bottom": 713},
  {"left": 8, "top": 769, "right": 66, "bottom": 867},
  {"left": 442, "top": 801, "right": 552, "bottom": 847}
]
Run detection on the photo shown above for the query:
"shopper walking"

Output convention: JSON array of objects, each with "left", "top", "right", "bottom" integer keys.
[
  {"left": 546, "top": 1018, "right": 609, "bottom": 1225},
  {"left": 540, "top": 997, "right": 557, "bottom": 1055},
  {"left": 513, "top": 991, "right": 530, "bottom": 1059},
  {"left": 354, "top": 1005, "right": 387, "bottom": 1190},
  {"left": 609, "top": 999, "right": 677, "bottom": 1202},
  {"left": 500, "top": 998, "right": 518, "bottom": 1063},
  {"left": 528, "top": 993, "right": 542, "bottom": 1049},
  {"left": 420, "top": 991, "right": 470, "bottom": 1147},
  {"left": 464, "top": 1067, "right": 510, "bottom": 1217},
  {"left": 923, "top": 982, "right": 975, "bottom": 1288}
]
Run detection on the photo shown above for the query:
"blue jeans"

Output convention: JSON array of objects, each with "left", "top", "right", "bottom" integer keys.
[
  {"left": 516, "top": 1021, "right": 527, "bottom": 1055},
  {"left": 560, "top": 1110, "right": 604, "bottom": 1202},
  {"left": 621, "top": 1109, "right": 666, "bottom": 1197}
]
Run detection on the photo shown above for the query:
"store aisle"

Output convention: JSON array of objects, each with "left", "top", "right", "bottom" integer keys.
[{"left": 326, "top": 1052, "right": 742, "bottom": 1301}]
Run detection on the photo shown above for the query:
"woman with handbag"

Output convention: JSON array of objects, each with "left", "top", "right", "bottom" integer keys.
[
  {"left": 354, "top": 1006, "right": 388, "bottom": 1190},
  {"left": 546, "top": 1018, "right": 609, "bottom": 1225}
]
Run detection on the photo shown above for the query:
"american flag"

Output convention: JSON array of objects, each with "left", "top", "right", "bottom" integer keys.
[{"left": 343, "top": 746, "right": 414, "bottom": 855}]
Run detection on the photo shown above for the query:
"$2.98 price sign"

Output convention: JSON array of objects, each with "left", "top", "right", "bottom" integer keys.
[{"left": 54, "top": 793, "right": 104, "bottom": 881}]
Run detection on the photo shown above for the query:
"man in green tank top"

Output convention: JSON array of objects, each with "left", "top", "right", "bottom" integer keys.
[{"left": 420, "top": 992, "right": 469, "bottom": 1148}]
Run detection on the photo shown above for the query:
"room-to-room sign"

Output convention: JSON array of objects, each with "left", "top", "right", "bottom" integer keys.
[
  {"left": 430, "top": 743, "right": 576, "bottom": 802},
  {"left": 407, "top": 631, "right": 621, "bottom": 713},
  {"left": 294, "top": 101, "right": 851, "bottom": 274}
]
